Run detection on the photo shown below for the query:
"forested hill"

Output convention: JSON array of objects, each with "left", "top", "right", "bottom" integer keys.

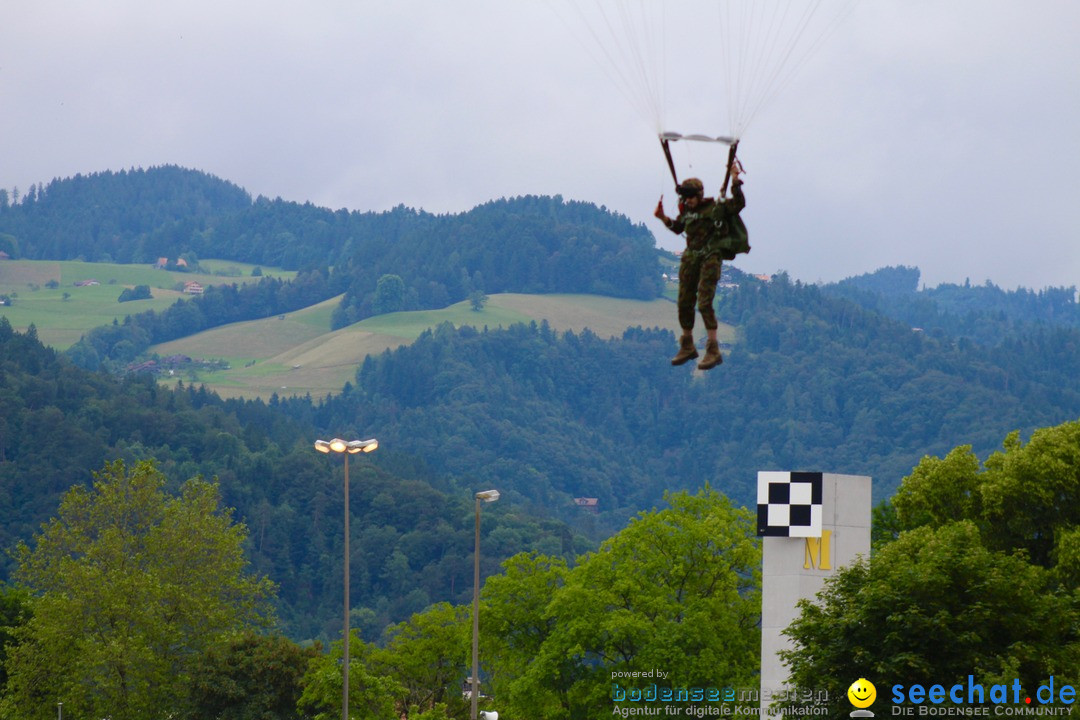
[
  {"left": 0, "top": 317, "right": 583, "bottom": 642},
  {"left": 824, "top": 265, "right": 1080, "bottom": 341},
  {"left": 0, "top": 166, "right": 662, "bottom": 326},
  {"left": 5, "top": 273, "right": 1080, "bottom": 638},
  {"left": 0, "top": 166, "right": 252, "bottom": 261},
  {"left": 280, "top": 272, "right": 1080, "bottom": 523},
  {"left": 6, "top": 166, "right": 1080, "bottom": 644}
]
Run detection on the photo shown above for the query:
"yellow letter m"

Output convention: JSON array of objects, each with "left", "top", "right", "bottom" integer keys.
[{"left": 803, "top": 529, "right": 833, "bottom": 570}]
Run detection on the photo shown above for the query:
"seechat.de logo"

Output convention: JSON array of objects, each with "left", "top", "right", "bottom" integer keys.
[{"left": 848, "top": 678, "right": 877, "bottom": 718}]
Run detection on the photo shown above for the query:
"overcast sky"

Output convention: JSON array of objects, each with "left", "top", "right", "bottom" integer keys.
[{"left": 2, "top": 1, "right": 1077, "bottom": 290}]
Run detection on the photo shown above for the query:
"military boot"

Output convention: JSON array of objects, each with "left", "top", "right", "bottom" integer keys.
[
  {"left": 670, "top": 335, "right": 699, "bottom": 366},
  {"left": 697, "top": 340, "right": 723, "bottom": 370}
]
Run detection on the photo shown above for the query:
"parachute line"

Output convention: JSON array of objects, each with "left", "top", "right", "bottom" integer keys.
[
  {"left": 547, "top": 0, "right": 669, "bottom": 132},
  {"left": 721, "top": 0, "right": 859, "bottom": 137},
  {"left": 552, "top": 0, "right": 858, "bottom": 142}
]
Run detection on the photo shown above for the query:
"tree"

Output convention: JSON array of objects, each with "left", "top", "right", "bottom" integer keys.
[
  {"left": 372, "top": 602, "right": 472, "bottom": 718},
  {"left": 781, "top": 421, "right": 1080, "bottom": 716},
  {"left": 780, "top": 522, "right": 1079, "bottom": 711},
  {"left": 118, "top": 284, "right": 153, "bottom": 302},
  {"left": 372, "top": 273, "right": 405, "bottom": 315},
  {"left": 0, "top": 232, "right": 17, "bottom": 257},
  {"left": 0, "top": 583, "right": 31, "bottom": 699},
  {"left": 978, "top": 423, "right": 1080, "bottom": 568},
  {"left": 480, "top": 552, "right": 568, "bottom": 719},
  {"left": 468, "top": 289, "right": 488, "bottom": 312},
  {"left": 511, "top": 487, "right": 761, "bottom": 719},
  {"left": 183, "top": 631, "right": 318, "bottom": 720},
  {"left": 890, "top": 444, "right": 982, "bottom": 532},
  {"left": 892, "top": 420, "right": 1080, "bottom": 573},
  {"left": 2, "top": 459, "right": 276, "bottom": 720},
  {"left": 297, "top": 631, "right": 404, "bottom": 720}
]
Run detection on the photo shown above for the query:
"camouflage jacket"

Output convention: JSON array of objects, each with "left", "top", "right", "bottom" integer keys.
[{"left": 662, "top": 179, "right": 748, "bottom": 260}]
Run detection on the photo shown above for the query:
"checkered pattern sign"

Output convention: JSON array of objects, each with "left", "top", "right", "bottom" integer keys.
[{"left": 756, "top": 471, "right": 823, "bottom": 537}]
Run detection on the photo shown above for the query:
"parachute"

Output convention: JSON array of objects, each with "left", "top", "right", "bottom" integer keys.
[{"left": 550, "top": 0, "right": 857, "bottom": 188}]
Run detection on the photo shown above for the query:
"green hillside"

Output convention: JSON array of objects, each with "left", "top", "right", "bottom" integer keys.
[
  {"left": 0, "top": 258, "right": 293, "bottom": 348},
  {"left": 0, "top": 253, "right": 697, "bottom": 400},
  {"left": 152, "top": 293, "right": 732, "bottom": 399},
  {"left": 0, "top": 168, "right": 665, "bottom": 335}
]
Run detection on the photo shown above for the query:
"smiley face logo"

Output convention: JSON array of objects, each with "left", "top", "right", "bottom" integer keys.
[{"left": 847, "top": 678, "right": 876, "bottom": 709}]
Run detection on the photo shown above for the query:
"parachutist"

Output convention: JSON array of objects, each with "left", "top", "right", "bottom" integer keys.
[{"left": 654, "top": 164, "right": 748, "bottom": 371}]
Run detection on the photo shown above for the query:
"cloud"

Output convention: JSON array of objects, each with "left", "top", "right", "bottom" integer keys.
[{"left": 1, "top": 1, "right": 1077, "bottom": 289}]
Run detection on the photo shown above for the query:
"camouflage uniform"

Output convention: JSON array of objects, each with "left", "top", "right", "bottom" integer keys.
[{"left": 661, "top": 179, "right": 746, "bottom": 332}]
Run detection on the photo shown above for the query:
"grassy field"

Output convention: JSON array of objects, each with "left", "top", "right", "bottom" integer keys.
[
  {"left": 0, "top": 259, "right": 294, "bottom": 348},
  {"left": 0, "top": 257, "right": 737, "bottom": 400},
  {"left": 154, "top": 293, "right": 736, "bottom": 400}
]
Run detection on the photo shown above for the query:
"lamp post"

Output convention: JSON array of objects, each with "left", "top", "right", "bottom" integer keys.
[
  {"left": 314, "top": 437, "right": 378, "bottom": 720},
  {"left": 471, "top": 489, "right": 500, "bottom": 720}
]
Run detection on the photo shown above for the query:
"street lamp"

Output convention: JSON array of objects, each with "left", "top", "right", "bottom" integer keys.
[
  {"left": 314, "top": 437, "right": 378, "bottom": 720},
  {"left": 471, "top": 489, "right": 500, "bottom": 720}
]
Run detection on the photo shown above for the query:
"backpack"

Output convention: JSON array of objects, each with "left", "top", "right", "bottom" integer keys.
[
  {"left": 715, "top": 210, "right": 750, "bottom": 260},
  {"left": 727, "top": 214, "right": 750, "bottom": 255}
]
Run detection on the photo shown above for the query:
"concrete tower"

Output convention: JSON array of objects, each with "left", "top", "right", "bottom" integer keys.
[{"left": 757, "top": 471, "right": 872, "bottom": 717}]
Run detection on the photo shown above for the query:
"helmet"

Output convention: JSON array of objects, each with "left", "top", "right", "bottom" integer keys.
[{"left": 676, "top": 178, "right": 704, "bottom": 198}]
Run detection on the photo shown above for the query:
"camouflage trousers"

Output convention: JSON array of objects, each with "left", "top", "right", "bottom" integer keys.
[{"left": 677, "top": 251, "right": 722, "bottom": 331}]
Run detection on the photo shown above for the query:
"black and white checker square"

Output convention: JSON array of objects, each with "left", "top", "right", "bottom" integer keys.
[{"left": 756, "top": 471, "right": 823, "bottom": 537}]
